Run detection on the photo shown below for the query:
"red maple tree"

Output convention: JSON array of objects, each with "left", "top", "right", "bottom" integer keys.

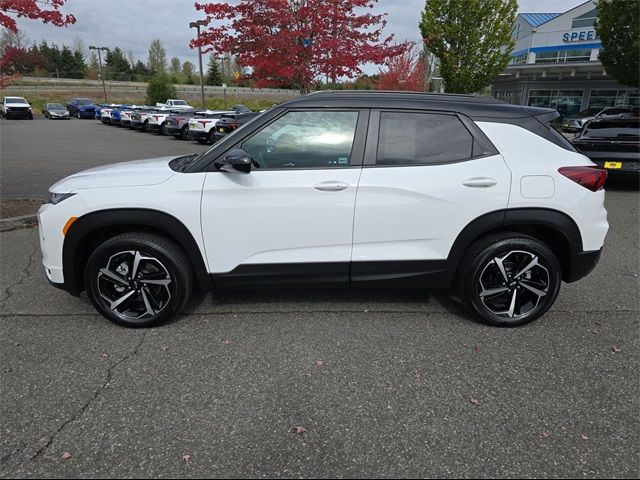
[
  {"left": 377, "top": 43, "right": 426, "bottom": 92},
  {"left": 0, "top": 0, "right": 76, "bottom": 87},
  {"left": 191, "top": 0, "right": 405, "bottom": 93}
]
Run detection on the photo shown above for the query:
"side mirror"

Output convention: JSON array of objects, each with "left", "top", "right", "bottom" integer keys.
[{"left": 214, "top": 148, "right": 253, "bottom": 174}]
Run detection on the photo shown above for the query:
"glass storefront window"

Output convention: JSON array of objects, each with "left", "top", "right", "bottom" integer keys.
[
  {"left": 511, "top": 53, "right": 527, "bottom": 65},
  {"left": 588, "top": 89, "right": 640, "bottom": 108},
  {"left": 528, "top": 89, "right": 584, "bottom": 115},
  {"left": 534, "top": 49, "right": 592, "bottom": 64}
]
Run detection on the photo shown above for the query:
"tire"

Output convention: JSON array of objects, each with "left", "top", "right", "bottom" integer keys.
[
  {"left": 208, "top": 131, "right": 217, "bottom": 145},
  {"left": 77, "top": 111, "right": 81, "bottom": 119},
  {"left": 143, "top": 121, "right": 150, "bottom": 133},
  {"left": 160, "top": 123, "right": 167, "bottom": 136},
  {"left": 457, "top": 232, "right": 561, "bottom": 327},
  {"left": 180, "top": 126, "right": 189, "bottom": 140},
  {"left": 84, "top": 232, "right": 193, "bottom": 328}
]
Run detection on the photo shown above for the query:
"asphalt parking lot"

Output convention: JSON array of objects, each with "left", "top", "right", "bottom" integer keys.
[{"left": 1, "top": 117, "right": 639, "bottom": 478}]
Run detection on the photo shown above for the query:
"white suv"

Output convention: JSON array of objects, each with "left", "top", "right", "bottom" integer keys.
[
  {"left": 1, "top": 96, "right": 33, "bottom": 119},
  {"left": 38, "top": 92, "right": 608, "bottom": 328}
]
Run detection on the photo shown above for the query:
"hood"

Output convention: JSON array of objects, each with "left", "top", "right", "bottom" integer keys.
[
  {"left": 50, "top": 156, "right": 177, "bottom": 192},
  {"left": 7, "top": 102, "right": 30, "bottom": 108},
  {"left": 79, "top": 104, "right": 96, "bottom": 110}
]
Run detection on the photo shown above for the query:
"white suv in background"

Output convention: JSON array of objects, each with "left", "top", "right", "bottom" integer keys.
[
  {"left": 1, "top": 96, "right": 33, "bottom": 119},
  {"left": 38, "top": 91, "right": 608, "bottom": 328},
  {"left": 187, "top": 110, "right": 235, "bottom": 144}
]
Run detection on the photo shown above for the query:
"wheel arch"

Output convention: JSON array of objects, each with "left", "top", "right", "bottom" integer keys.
[
  {"left": 63, "top": 208, "right": 211, "bottom": 295},
  {"left": 448, "top": 208, "right": 583, "bottom": 282}
]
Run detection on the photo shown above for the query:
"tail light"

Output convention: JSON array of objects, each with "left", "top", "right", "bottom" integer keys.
[
  {"left": 198, "top": 120, "right": 211, "bottom": 126},
  {"left": 558, "top": 166, "right": 607, "bottom": 192}
]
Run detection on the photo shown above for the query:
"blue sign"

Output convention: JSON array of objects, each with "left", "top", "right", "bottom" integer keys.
[{"left": 562, "top": 30, "right": 599, "bottom": 42}]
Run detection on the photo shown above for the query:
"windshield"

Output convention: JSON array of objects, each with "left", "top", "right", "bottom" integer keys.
[
  {"left": 48, "top": 103, "right": 65, "bottom": 109},
  {"left": 579, "top": 107, "right": 604, "bottom": 116},
  {"left": 172, "top": 100, "right": 187, "bottom": 105},
  {"left": 76, "top": 99, "right": 93, "bottom": 105},
  {"left": 6, "top": 98, "right": 27, "bottom": 104}
]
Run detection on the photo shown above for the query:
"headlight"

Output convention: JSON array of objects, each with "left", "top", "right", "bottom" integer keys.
[{"left": 49, "top": 192, "right": 76, "bottom": 205}]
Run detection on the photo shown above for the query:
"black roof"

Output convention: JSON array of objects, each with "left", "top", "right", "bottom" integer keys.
[{"left": 280, "top": 90, "right": 551, "bottom": 120}]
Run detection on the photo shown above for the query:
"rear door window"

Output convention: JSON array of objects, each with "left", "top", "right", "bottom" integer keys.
[{"left": 376, "top": 112, "right": 475, "bottom": 165}]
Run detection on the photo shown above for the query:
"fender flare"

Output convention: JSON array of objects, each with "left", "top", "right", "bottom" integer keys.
[
  {"left": 62, "top": 208, "right": 210, "bottom": 294},
  {"left": 447, "top": 207, "right": 583, "bottom": 276}
]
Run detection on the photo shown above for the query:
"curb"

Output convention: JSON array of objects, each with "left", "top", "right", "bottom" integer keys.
[{"left": 0, "top": 214, "right": 38, "bottom": 232}]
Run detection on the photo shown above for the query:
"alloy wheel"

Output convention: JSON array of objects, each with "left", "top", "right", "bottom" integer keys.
[
  {"left": 477, "top": 250, "right": 549, "bottom": 319},
  {"left": 97, "top": 250, "right": 173, "bottom": 321}
]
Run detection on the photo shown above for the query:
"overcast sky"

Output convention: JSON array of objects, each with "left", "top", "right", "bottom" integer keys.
[{"left": 17, "top": 0, "right": 587, "bottom": 75}]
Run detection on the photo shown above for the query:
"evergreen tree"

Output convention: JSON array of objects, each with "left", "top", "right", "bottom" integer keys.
[
  {"left": 169, "top": 56, "right": 181, "bottom": 76},
  {"left": 595, "top": 0, "right": 639, "bottom": 87},
  {"left": 205, "top": 55, "right": 222, "bottom": 85},
  {"left": 105, "top": 47, "right": 132, "bottom": 81},
  {"left": 133, "top": 60, "right": 150, "bottom": 81},
  {"left": 419, "top": 0, "right": 517, "bottom": 93},
  {"left": 72, "top": 49, "right": 86, "bottom": 78},
  {"left": 146, "top": 71, "right": 177, "bottom": 104}
]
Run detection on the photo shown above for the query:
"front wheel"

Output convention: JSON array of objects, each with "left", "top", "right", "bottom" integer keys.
[
  {"left": 84, "top": 232, "right": 193, "bottom": 327},
  {"left": 458, "top": 233, "right": 561, "bottom": 327},
  {"left": 180, "top": 126, "right": 189, "bottom": 140}
]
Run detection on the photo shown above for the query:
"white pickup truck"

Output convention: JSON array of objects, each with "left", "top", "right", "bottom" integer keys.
[{"left": 156, "top": 99, "right": 192, "bottom": 109}]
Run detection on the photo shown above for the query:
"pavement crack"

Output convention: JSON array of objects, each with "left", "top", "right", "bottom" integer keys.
[
  {"left": 0, "top": 231, "right": 39, "bottom": 304},
  {"left": 30, "top": 330, "right": 147, "bottom": 460}
]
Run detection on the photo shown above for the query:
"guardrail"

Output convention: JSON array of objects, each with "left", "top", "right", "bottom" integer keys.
[{"left": 2, "top": 76, "right": 299, "bottom": 96}]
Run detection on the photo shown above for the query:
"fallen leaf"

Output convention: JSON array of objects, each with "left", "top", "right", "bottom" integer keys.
[
  {"left": 473, "top": 345, "right": 481, "bottom": 353},
  {"left": 183, "top": 454, "right": 191, "bottom": 462},
  {"left": 414, "top": 370, "right": 422, "bottom": 381},
  {"left": 291, "top": 426, "right": 306, "bottom": 435},
  {"left": 470, "top": 398, "right": 480, "bottom": 406},
  {"left": 539, "top": 432, "right": 549, "bottom": 439},
  {"left": 100, "top": 353, "right": 108, "bottom": 359},
  {"left": 612, "top": 346, "right": 621, "bottom": 353},
  {"left": 581, "top": 434, "right": 589, "bottom": 441},
  {"left": 61, "top": 452, "right": 72, "bottom": 460},
  {"left": 385, "top": 405, "right": 392, "bottom": 411},
  {"left": 590, "top": 330, "right": 598, "bottom": 335},
  {"left": 315, "top": 360, "right": 324, "bottom": 368},
  {"left": 223, "top": 340, "right": 232, "bottom": 345},
  {"left": 160, "top": 346, "right": 169, "bottom": 351},
  {"left": 197, "top": 319, "right": 209, "bottom": 325}
]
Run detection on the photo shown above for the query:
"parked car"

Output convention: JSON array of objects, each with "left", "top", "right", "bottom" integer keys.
[
  {"left": 144, "top": 108, "right": 177, "bottom": 134},
  {"left": 38, "top": 91, "right": 608, "bottom": 328},
  {"left": 187, "top": 110, "right": 235, "bottom": 144},
  {"left": 561, "top": 106, "right": 638, "bottom": 133},
  {"left": 1, "top": 96, "right": 33, "bottom": 119},
  {"left": 130, "top": 108, "right": 163, "bottom": 131},
  {"left": 67, "top": 98, "right": 97, "bottom": 119},
  {"left": 99, "top": 104, "right": 119, "bottom": 124},
  {"left": 231, "top": 104, "right": 252, "bottom": 114},
  {"left": 212, "top": 112, "right": 260, "bottom": 142},
  {"left": 164, "top": 110, "right": 199, "bottom": 140},
  {"left": 158, "top": 99, "right": 192, "bottom": 109},
  {"left": 118, "top": 106, "right": 138, "bottom": 128},
  {"left": 43, "top": 103, "right": 70, "bottom": 119},
  {"left": 109, "top": 105, "right": 128, "bottom": 126},
  {"left": 572, "top": 114, "right": 639, "bottom": 179}
]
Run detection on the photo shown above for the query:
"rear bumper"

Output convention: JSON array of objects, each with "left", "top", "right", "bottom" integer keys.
[
  {"left": 565, "top": 248, "right": 602, "bottom": 283},
  {"left": 189, "top": 130, "right": 209, "bottom": 140},
  {"left": 592, "top": 160, "right": 640, "bottom": 175},
  {"left": 148, "top": 123, "right": 162, "bottom": 133},
  {"left": 165, "top": 126, "right": 182, "bottom": 136}
]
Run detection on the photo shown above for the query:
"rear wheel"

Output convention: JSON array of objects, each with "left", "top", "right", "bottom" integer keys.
[
  {"left": 208, "top": 131, "right": 217, "bottom": 145},
  {"left": 458, "top": 233, "right": 561, "bottom": 327},
  {"left": 143, "top": 121, "right": 150, "bottom": 133},
  {"left": 180, "top": 125, "right": 189, "bottom": 140},
  {"left": 84, "top": 232, "right": 193, "bottom": 328},
  {"left": 160, "top": 123, "right": 168, "bottom": 136}
]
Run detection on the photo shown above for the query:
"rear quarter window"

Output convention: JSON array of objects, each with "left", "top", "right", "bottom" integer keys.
[{"left": 377, "top": 112, "right": 474, "bottom": 165}]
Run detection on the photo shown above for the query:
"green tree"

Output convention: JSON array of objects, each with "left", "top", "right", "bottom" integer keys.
[
  {"left": 133, "top": 60, "right": 150, "bottom": 81},
  {"left": 419, "top": 0, "right": 517, "bottom": 93},
  {"left": 86, "top": 50, "right": 100, "bottom": 79},
  {"left": 169, "top": 56, "right": 181, "bottom": 76},
  {"left": 182, "top": 60, "right": 195, "bottom": 78},
  {"left": 147, "top": 38, "right": 167, "bottom": 74},
  {"left": 205, "top": 55, "right": 222, "bottom": 85},
  {"left": 72, "top": 50, "right": 86, "bottom": 78},
  {"left": 146, "top": 71, "right": 177, "bottom": 104},
  {"left": 105, "top": 47, "right": 132, "bottom": 81},
  {"left": 595, "top": 0, "right": 640, "bottom": 87}
]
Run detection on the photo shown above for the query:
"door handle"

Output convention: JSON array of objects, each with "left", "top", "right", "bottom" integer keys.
[
  {"left": 314, "top": 182, "right": 350, "bottom": 192},
  {"left": 463, "top": 177, "right": 498, "bottom": 188}
]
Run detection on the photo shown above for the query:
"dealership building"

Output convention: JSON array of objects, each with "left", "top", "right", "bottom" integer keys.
[{"left": 492, "top": 0, "right": 638, "bottom": 116}]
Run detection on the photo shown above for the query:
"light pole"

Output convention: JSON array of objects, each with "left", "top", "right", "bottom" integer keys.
[
  {"left": 215, "top": 55, "right": 230, "bottom": 109},
  {"left": 190, "top": 20, "right": 207, "bottom": 110},
  {"left": 89, "top": 46, "right": 110, "bottom": 103}
]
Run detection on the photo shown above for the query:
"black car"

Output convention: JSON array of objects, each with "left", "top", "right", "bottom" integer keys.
[
  {"left": 573, "top": 115, "right": 640, "bottom": 179},
  {"left": 43, "top": 103, "right": 70, "bottom": 119},
  {"left": 212, "top": 112, "right": 261, "bottom": 143},
  {"left": 231, "top": 104, "right": 252, "bottom": 114}
]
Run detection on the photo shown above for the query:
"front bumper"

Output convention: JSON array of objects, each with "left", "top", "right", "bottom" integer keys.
[
  {"left": 49, "top": 114, "right": 70, "bottom": 119},
  {"left": 121, "top": 119, "right": 131, "bottom": 127},
  {"left": 5, "top": 110, "right": 33, "bottom": 119},
  {"left": 130, "top": 120, "right": 144, "bottom": 129},
  {"left": 78, "top": 111, "right": 95, "bottom": 118}
]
